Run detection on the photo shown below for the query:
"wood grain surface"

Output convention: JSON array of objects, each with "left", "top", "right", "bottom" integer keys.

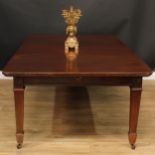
[
  {"left": 3, "top": 35, "right": 152, "bottom": 77},
  {"left": 0, "top": 80, "right": 155, "bottom": 154}
]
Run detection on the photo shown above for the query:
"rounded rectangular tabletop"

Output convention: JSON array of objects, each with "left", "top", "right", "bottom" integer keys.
[{"left": 3, "top": 35, "right": 152, "bottom": 77}]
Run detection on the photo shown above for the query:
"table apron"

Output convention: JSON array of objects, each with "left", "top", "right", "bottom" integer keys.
[{"left": 16, "top": 77, "right": 143, "bottom": 87}]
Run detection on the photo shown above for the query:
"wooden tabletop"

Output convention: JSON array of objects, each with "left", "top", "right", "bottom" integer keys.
[{"left": 3, "top": 35, "right": 152, "bottom": 77}]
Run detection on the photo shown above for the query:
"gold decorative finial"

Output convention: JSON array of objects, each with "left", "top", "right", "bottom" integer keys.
[
  {"left": 62, "top": 6, "right": 82, "bottom": 25},
  {"left": 62, "top": 6, "right": 82, "bottom": 59}
]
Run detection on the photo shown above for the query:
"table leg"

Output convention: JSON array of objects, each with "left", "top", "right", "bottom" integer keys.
[
  {"left": 128, "top": 78, "right": 142, "bottom": 149},
  {"left": 14, "top": 77, "right": 25, "bottom": 149}
]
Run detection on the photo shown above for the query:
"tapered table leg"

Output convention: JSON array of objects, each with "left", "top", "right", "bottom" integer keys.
[
  {"left": 14, "top": 77, "right": 25, "bottom": 149},
  {"left": 128, "top": 78, "right": 142, "bottom": 149}
]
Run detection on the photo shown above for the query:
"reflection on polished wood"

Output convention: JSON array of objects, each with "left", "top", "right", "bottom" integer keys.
[
  {"left": 66, "top": 57, "right": 78, "bottom": 72},
  {"left": 3, "top": 35, "right": 151, "bottom": 77},
  {"left": 2, "top": 35, "right": 152, "bottom": 149},
  {"left": 0, "top": 80, "right": 155, "bottom": 154}
]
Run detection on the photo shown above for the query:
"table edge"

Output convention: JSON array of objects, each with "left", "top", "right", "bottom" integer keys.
[{"left": 2, "top": 70, "right": 153, "bottom": 78}]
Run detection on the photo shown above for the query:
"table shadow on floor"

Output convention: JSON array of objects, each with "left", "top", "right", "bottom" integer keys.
[{"left": 52, "top": 86, "right": 96, "bottom": 137}]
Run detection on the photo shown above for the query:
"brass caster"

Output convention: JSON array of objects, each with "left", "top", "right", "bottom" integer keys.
[
  {"left": 131, "top": 144, "right": 136, "bottom": 150},
  {"left": 17, "top": 143, "right": 22, "bottom": 149}
]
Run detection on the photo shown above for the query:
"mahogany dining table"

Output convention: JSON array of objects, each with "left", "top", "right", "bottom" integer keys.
[{"left": 2, "top": 35, "right": 152, "bottom": 149}]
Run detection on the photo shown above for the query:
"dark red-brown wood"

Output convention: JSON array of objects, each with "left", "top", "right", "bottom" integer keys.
[
  {"left": 129, "top": 77, "right": 142, "bottom": 149},
  {"left": 2, "top": 35, "right": 152, "bottom": 149},
  {"left": 14, "top": 77, "right": 25, "bottom": 149},
  {"left": 3, "top": 35, "right": 151, "bottom": 77}
]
